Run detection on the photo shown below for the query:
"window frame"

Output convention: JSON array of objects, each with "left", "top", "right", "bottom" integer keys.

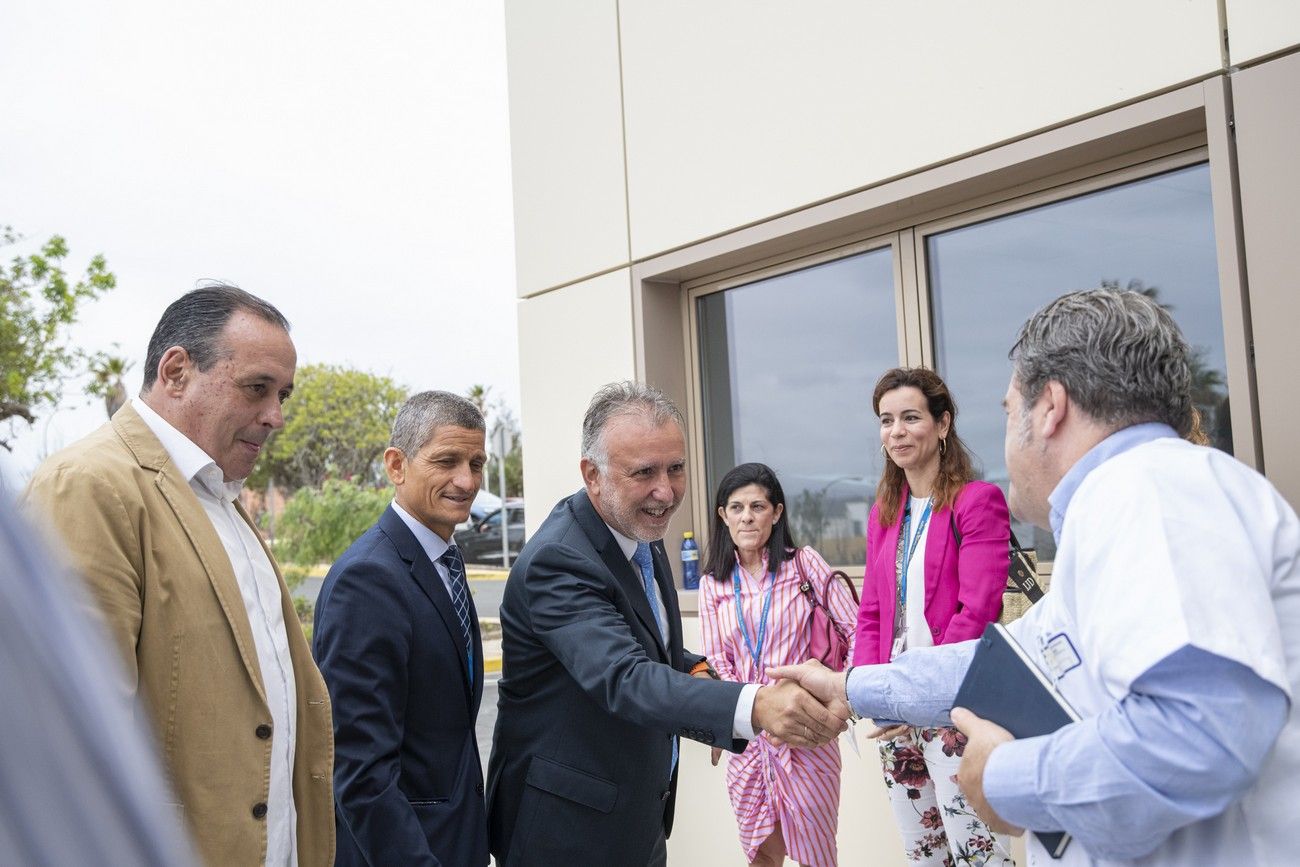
[
  {"left": 682, "top": 234, "right": 903, "bottom": 568},
  {"left": 627, "top": 79, "right": 1255, "bottom": 592}
]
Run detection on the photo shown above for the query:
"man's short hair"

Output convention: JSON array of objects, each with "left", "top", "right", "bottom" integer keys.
[
  {"left": 581, "top": 381, "right": 684, "bottom": 472},
  {"left": 390, "top": 391, "right": 486, "bottom": 456},
  {"left": 142, "top": 283, "right": 290, "bottom": 390},
  {"left": 1010, "top": 288, "right": 1194, "bottom": 436}
]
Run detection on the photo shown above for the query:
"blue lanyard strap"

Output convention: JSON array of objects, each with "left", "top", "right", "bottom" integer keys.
[
  {"left": 896, "top": 498, "right": 933, "bottom": 607},
  {"left": 734, "top": 565, "right": 776, "bottom": 674}
]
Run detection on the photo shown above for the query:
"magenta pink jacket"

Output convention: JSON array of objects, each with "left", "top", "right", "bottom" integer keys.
[{"left": 852, "top": 480, "right": 1010, "bottom": 666}]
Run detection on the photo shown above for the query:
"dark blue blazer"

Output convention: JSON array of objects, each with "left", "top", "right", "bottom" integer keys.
[
  {"left": 486, "top": 490, "right": 745, "bottom": 866},
  {"left": 313, "top": 505, "right": 487, "bottom": 867}
]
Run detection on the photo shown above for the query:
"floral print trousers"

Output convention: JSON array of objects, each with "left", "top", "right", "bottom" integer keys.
[{"left": 877, "top": 727, "right": 1015, "bottom": 866}]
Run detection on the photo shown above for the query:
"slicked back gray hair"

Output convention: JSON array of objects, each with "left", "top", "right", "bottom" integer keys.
[
  {"left": 142, "top": 282, "right": 290, "bottom": 390},
  {"left": 581, "top": 381, "right": 684, "bottom": 472},
  {"left": 390, "top": 391, "right": 485, "bottom": 456},
  {"left": 1010, "top": 288, "right": 1193, "bottom": 437}
]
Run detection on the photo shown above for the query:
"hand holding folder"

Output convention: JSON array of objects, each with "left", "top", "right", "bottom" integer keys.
[{"left": 951, "top": 623, "right": 1080, "bottom": 859}]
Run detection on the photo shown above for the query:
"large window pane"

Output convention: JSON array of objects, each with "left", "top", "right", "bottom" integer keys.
[
  {"left": 697, "top": 248, "right": 898, "bottom": 566},
  {"left": 928, "top": 163, "right": 1227, "bottom": 560}
]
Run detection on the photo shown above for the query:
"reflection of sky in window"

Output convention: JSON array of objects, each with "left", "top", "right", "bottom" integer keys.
[
  {"left": 929, "top": 163, "right": 1223, "bottom": 550},
  {"left": 698, "top": 248, "right": 897, "bottom": 551}
]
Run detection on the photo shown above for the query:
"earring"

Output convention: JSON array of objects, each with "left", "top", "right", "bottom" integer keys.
[
  {"left": 939, "top": 437, "right": 947, "bottom": 456},
  {"left": 880, "top": 444, "right": 888, "bottom": 460}
]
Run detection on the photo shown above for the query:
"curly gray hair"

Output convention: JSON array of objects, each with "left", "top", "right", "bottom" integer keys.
[{"left": 1010, "top": 288, "right": 1194, "bottom": 437}]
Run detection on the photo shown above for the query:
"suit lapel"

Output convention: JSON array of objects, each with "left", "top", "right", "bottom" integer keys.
[
  {"left": 113, "top": 405, "right": 268, "bottom": 705},
  {"left": 571, "top": 491, "right": 669, "bottom": 660},
  {"left": 379, "top": 507, "right": 476, "bottom": 701}
]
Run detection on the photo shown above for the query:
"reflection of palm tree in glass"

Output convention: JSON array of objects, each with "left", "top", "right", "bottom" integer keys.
[
  {"left": 1100, "top": 279, "right": 1231, "bottom": 451},
  {"left": 793, "top": 475, "right": 862, "bottom": 562}
]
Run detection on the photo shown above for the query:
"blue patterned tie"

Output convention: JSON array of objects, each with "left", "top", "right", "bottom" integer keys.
[
  {"left": 633, "top": 541, "right": 677, "bottom": 778},
  {"left": 632, "top": 542, "right": 667, "bottom": 643},
  {"left": 439, "top": 545, "right": 474, "bottom": 687}
]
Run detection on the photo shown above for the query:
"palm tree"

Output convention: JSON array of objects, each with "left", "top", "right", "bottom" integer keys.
[{"left": 87, "top": 352, "right": 133, "bottom": 418}]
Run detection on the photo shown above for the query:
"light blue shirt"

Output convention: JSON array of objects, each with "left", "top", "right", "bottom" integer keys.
[{"left": 846, "top": 423, "right": 1291, "bottom": 861}]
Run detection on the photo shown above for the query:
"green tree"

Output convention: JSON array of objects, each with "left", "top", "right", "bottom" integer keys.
[
  {"left": 466, "top": 383, "right": 524, "bottom": 498},
  {"left": 1, "top": 226, "right": 116, "bottom": 450},
  {"left": 250, "top": 363, "right": 407, "bottom": 492},
  {"left": 273, "top": 478, "right": 391, "bottom": 565},
  {"left": 86, "top": 349, "right": 133, "bottom": 418}
]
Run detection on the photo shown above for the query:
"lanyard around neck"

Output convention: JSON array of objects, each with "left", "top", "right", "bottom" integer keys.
[
  {"left": 896, "top": 497, "right": 933, "bottom": 608},
  {"left": 734, "top": 564, "right": 776, "bottom": 674}
]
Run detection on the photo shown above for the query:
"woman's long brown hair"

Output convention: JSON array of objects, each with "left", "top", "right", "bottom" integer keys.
[{"left": 872, "top": 367, "right": 976, "bottom": 528}]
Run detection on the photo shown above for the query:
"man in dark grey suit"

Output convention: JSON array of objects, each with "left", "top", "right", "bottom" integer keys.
[{"left": 486, "top": 382, "right": 847, "bottom": 866}]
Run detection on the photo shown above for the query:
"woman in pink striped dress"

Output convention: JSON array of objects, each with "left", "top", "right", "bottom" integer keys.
[{"left": 699, "top": 462, "right": 859, "bottom": 867}]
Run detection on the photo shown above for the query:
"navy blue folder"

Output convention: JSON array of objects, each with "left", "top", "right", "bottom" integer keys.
[{"left": 953, "top": 622, "right": 1081, "bottom": 859}]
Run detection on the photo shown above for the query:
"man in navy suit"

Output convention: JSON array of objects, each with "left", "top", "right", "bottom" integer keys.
[
  {"left": 314, "top": 390, "right": 489, "bottom": 866},
  {"left": 486, "top": 382, "right": 849, "bottom": 866}
]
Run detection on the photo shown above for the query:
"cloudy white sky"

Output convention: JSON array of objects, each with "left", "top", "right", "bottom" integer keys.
[{"left": 1, "top": 0, "right": 517, "bottom": 490}]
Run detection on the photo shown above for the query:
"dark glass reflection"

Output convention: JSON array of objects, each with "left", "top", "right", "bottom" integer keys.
[
  {"left": 697, "top": 248, "right": 898, "bottom": 566},
  {"left": 928, "top": 162, "right": 1227, "bottom": 560}
]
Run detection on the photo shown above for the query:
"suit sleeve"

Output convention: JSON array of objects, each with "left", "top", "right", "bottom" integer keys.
[
  {"left": 23, "top": 464, "right": 144, "bottom": 694},
  {"left": 313, "top": 557, "right": 441, "bottom": 867},
  {"left": 524, "top": 543, "right": 745, "bottom": 751},
  {"left": 941, "top": 482, "right": 1010, "bottom": 644}
]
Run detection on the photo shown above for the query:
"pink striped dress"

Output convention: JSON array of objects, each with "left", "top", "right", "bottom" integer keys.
[{"left": 699, "top": 546, "right": 859, "bottom": 867}]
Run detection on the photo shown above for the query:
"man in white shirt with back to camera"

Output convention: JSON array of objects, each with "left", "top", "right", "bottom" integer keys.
[{"left": 773, "top": 288, "right": 1300, "bottom": 866}]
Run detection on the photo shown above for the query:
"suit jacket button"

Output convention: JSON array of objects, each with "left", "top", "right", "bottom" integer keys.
[
  {"left": 660, "top": 789, "right": 671, "bottom": 802},
  {"left": 255, "top": 724, "right": 272, "bottom": 740},
  {"left": 252, "top": 802, "right": 268, "bottom": 820},
  {"left": 476, "top": 782, "right": 485, "bottom": 796}
]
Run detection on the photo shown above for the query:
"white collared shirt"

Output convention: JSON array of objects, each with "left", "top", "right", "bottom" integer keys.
[
  {"left": 604, "top": 523, "right": 758, "bottom": 740},
  {"left": 390, "top": 500, "right": 457, "bottom": 595},
  {"left": 133, "top": 398, "right": 298, "bottom": 867}
]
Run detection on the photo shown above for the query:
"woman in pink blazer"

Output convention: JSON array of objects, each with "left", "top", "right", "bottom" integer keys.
[{"left": 853, "top": 367, "right": 1014, "bottom": 866}]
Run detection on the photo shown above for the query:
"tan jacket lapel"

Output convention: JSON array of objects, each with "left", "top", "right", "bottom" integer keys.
[{"left": 114, "top": 405, "right": 268, "bottom": 705}]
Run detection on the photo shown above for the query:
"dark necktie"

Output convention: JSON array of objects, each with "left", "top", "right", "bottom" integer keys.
[{"left": 439, "top": 545, "right": 474, "bottom": 686}]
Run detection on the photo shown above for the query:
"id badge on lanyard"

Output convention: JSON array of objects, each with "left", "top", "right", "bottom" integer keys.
[{"left": 891, "top": 498, "right": 931, "bottom": 661}]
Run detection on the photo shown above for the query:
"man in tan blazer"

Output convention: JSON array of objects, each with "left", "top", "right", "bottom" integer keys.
[{"left": 24, "top": 284, "right": 333, "bottom": 866}]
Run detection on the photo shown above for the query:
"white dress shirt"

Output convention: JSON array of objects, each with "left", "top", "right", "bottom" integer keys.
[
  {"left": 133, "top": 399, "right": 298, "bottom": 867},
  {"left": 605, "top": 524, "right": 759, "bottom": 740}
]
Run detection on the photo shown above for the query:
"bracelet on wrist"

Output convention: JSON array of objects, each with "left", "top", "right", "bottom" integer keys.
[{"left": 844, "top": 664, "right": 862, "bottom": 721}]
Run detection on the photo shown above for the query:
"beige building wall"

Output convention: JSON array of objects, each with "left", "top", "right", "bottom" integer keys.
[
  {"left": 1232, "top": 51, "right": 1300, "bottom": 508},
  {"left": 618, "top": 0, "right": 1222, "bottom": 259},
  {"left": 505, "top": 0, "right": 628, "bottom": 297},
  {"left": 1226, "top": 0, "right": 1300, "bottom": 64}
]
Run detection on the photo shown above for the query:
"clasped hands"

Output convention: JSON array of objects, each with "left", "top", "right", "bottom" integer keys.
[{"left": 764, "top": 660, "right": 1023, "bottom": 836}]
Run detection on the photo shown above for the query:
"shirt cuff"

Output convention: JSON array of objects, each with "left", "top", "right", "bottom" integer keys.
[
  {"left": 983, "top": 734, "right": 1060, "bottom": 833},
  {"left": 732, "top": 683, "right": 760, "bottom": 740}
]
